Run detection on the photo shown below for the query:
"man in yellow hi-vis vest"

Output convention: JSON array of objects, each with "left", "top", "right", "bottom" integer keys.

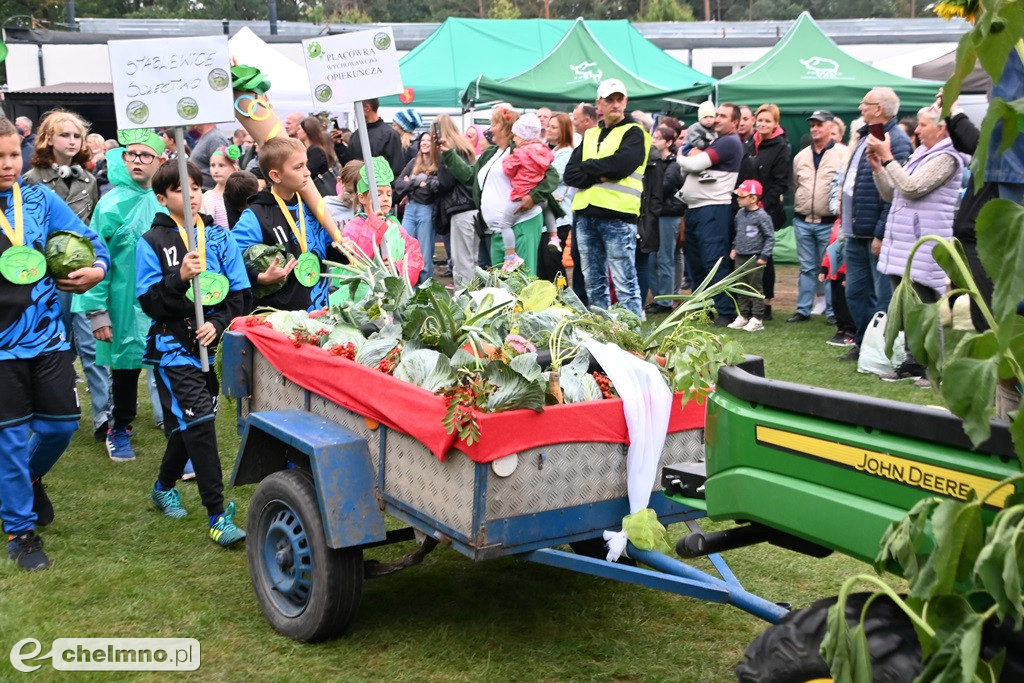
[{"left": 564, "top": 78, "right": 649, "bottom": 317}]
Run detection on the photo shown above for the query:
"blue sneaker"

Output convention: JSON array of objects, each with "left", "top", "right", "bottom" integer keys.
[
  {"left": 106, "top": 428, "right": 135, "bottom": 462},
  {"left": 180, "top": 460, "right": 196, "bottom": 482},
  {"left": 209, "top": 502, "right": 246, "bottom": 547},
  {"left": 151, "top": 487, "right": 188, "bottom": 519}
]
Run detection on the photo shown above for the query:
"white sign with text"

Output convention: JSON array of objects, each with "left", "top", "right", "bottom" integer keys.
[
  {"left": 108, "top": 36, "right": 234, "bottom": 130},
  {"left": 301, "top": 28, "right": 403, "bottom": 105}
]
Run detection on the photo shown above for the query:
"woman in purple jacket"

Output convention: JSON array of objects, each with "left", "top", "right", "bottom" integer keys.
[{"left": 866, "top": 104, "right": 968, "bottom": 384}]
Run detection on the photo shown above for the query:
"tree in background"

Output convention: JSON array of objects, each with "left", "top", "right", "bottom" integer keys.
[
  {"left": 638, "top": 0, "right": 695, "bottom": 21},
  {"left": 488, "top": 0, "right": 522, "bottom": 18}
]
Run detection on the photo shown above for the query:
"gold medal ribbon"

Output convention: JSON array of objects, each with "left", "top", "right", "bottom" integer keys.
[
  {"left": 171, "top": 213, "right": 207, "bottom": 271},
  {"left": 271, "top": 190, "right": 308, "bottom": 253},
  {"left": 0, "top": 184, "right": 25, "bottom": 247}
]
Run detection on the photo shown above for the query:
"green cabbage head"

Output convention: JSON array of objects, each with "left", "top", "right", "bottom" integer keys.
[{"left": 45, "top": 231, "right": 96, "bottom": 278}]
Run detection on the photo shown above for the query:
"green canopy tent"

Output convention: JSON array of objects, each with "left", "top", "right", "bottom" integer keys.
[
  {"left": 676, "top": 12, "right": 942, "bottom": 140},
  {"left": 460, "top": 18, "right": 715, "bottom": 112},
  {"left": 380, "top": 18, "right": 713, "bottom": 110}
]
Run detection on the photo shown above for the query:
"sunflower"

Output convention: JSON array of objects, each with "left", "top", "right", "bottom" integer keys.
[{"left": 932, "top": 0, "right": 979, "bottom": 23}]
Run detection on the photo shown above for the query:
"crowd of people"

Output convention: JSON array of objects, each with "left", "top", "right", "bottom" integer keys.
[{"left": 1, "top": 71, "right": 1014, "bottom": 572}]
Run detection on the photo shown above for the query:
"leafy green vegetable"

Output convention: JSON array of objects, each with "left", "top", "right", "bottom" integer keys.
[
  {"left": 355, "top": 332, "right": 401, "bottom": 367},
  {"left": 44, "top": 231, "right": 96, "bottom": 278},
  {"left": 518, "top": 280, "right": 557, "bottom": 312},
  {"left": 244, "top": 244, "right": 295, "bottom": 300},
  {"left": 515, "top": 310, "right": 563, "bottom": 347},
  {"left": 393, "top": 349, "right": 456, "bottom": 393},
  {"left": 321, "top": 323, "right": 365, "bottom": 351},
  {"left": 559, "top": 351, "right": 602, "bottom": 403},
  {"left": 263, "top": 310, "right": 308, "bottom": 334},
  {"left": 483, "top": 359, "right": 546, "bottom": 413},
  {"left": 509, "top": 352, "right": 543, "bottom": 383}
]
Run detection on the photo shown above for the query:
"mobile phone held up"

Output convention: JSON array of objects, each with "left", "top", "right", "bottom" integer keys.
[{"left": 869, "top": 123, "right": 886, "bottom": 140}]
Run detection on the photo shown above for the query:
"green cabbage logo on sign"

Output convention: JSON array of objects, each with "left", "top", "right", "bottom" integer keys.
[
  {"left": 176, "top": 97, "right": 199, "bottom": 120},
  {"left": 208, "top": 68, "right": 230, "bottom": 91},
  {"left": 307, "top": 41, "right": 323, "bottom": 59},
  {"left": 314, "top": 84, "right": 332, "bottom": 102},
  {"left": 373, "top": 32, "right": 391, "bottom": 50},
  {"left": 126, "top": 101, "right": 149, "bottom": 124}
]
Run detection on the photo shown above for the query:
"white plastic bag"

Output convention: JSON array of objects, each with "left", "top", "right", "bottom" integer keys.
[
  {"left": 584, "top": 339, "right": 672, "bottom": 562},
  {"left": 857, "top": 311, "right": 906, "bottom": 376}
]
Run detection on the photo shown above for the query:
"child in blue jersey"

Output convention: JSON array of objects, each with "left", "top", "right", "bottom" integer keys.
[
  {"left": 0, "top": 118, "right": 109, "bottom": 570},
  {"left": 232, "top": 136, "right": 335, "bottom": 313},
  {"left": 136, "top": 161, "right": 249, "bottom": 547}
]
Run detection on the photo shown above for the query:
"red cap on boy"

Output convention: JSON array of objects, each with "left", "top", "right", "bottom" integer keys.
[
  {"left": 735, "top": 179, "right": 764, "bottom": 208},
  {"left": 735, "top": 179, "right": 763, "bottom": 196}
]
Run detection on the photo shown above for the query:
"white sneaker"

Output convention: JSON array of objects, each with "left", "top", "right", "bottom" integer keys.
[
  {"left": 727, "top": 316, "right": 749, "bottom": 329},
  {"left": 811, "top": 296, "right": 827, "bottom": 316},
  {"left": 743, "top": 317, "right": 765, "bottom": 332}
]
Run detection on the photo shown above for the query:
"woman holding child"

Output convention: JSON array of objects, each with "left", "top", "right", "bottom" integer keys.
[{"left": 438, "top": 106, "right": 560, "bottom": 277}]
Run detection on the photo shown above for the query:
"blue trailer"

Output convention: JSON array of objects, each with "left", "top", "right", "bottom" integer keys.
[{"left": 221, "top": 331, "right": 786, "bottom": 642}]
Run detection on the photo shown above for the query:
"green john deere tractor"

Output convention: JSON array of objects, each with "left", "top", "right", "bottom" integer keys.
[{"left": 662, "top": 357, "right": 1023, "bottom": 682}]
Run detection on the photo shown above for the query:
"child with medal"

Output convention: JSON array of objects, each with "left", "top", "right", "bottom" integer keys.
[
  {"left": 341, "top": 156, "right": 424, "bottom": 286},
  {"left": 232, "top": 136, "right": 338, "bottom": 313},
  {"left": 0, "top": 117, "right": 109, "bottom": 571},
  {"left": 135, "top": 161, "right": 250, "bottom": 548}
]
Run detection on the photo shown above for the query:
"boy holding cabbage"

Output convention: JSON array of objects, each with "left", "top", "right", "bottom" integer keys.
[{"left": 0, "top": 117, "right": 109, "bottom": 570}]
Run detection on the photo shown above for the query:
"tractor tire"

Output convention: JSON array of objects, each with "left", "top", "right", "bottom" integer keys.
[
  {"left": 983, "top": 617, "right": 1024, "bottom": 682},
  {"left": 735, "top": 593, "right": 922, "bottom": 683},
  {"left": 247, "top": 468, "right": 363, "bottom": 642}
]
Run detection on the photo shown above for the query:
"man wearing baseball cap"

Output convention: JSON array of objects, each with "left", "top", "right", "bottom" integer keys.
[
  {"left": 789, "top": 109, "right": 847, "bottom": 323},
  {"left": 563, "top": 78, "right": 650, "bottom": 317}
]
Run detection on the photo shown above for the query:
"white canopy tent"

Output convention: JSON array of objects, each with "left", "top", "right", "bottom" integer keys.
[{"left": 227, "top": 27, "right": 320, "bottom": 120}]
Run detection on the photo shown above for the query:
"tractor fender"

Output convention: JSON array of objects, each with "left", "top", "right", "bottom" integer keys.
[{"left": 230, "top": 409, "right": 386, "bottom": 549}]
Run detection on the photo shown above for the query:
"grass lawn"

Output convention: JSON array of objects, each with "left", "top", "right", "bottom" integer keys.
[{"left": 0, "top": 301, "right": 934, "bottom": 681}]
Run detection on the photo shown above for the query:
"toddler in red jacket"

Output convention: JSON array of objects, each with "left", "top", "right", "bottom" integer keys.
[{"left": 495, "top": 113, "right": 554, "bottom": 271}]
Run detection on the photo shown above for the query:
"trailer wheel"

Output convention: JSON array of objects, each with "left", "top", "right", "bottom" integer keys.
[
  {"left": 247, "top": 468, "right": 363, "bottom": 642},
  {"left": 735, "top": 593, "right": 921, "bottom": 683}
]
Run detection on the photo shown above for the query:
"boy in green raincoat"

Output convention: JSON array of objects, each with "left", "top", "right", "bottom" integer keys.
[{"left": 74, "top": 130, "right": 167, "bottom": 462}]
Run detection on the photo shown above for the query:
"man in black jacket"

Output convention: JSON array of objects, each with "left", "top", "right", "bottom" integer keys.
[{"left": 338, "top": 99, "right": 404, "bottom": 179}]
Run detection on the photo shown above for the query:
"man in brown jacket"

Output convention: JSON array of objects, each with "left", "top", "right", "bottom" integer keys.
[{"left": 788, "top": 110, "right": 847, "bottom": 323}]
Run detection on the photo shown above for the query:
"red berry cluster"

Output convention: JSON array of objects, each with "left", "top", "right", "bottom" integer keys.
[
  {"left": 328, "top": 342, "right": 357, "bottom": 360},
  {"left": 241, "top": 316, "right": 271, "bottom": 328},
  {"left": 290, "top": 327, "right": 329, "bottom": 348},
  {"left": 377, "top": 346, "right": 401, "bottom": 374},
  {"left": 440, "top": 374, "right": 494, "bottom": 445},
  {"left": 593, "top": 371, "right": 615, "bottom": 399}
]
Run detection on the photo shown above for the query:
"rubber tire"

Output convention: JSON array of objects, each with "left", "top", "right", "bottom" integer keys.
[
  {"left": 247, "top": 468, "right": 363, "bottom": 642},
  {"left": 983, "top": 617, "right": 1024, "bottom": 682},
  {"left": 735, "top": 593, "right": 922, "bottom": 683}
]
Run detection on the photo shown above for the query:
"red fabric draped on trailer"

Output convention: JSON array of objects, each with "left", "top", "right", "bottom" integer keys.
[{"left": 232, "top": 322, "right": 705, "bottom": 463}]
